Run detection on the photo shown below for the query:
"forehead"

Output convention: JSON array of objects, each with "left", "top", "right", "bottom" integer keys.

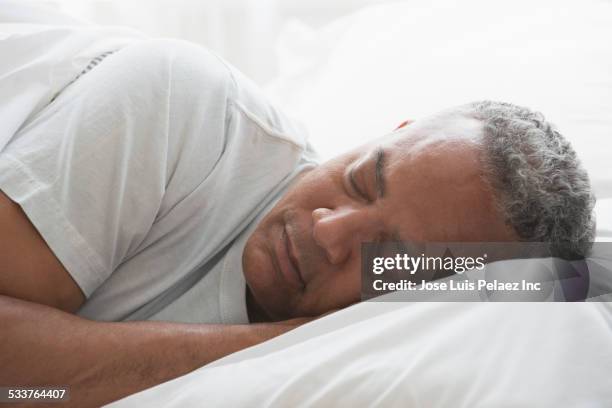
[
  {"left": 378, "top": 114, "right": 512, "bottom": 241},
  {"left": 390, "top": 111, "right": 484, "bottom": 148},
  {"left": 383, "top": 113, "right": 485, "bottom": 181}
]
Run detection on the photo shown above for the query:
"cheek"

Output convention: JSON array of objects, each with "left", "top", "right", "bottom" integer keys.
[{"left": 286, "top": 163, "right": 348, "bottom": 207}]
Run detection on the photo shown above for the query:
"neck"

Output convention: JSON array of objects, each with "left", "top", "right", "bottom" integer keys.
[{"left": 245, "top": 286, "right": 271, "bottom": 323}]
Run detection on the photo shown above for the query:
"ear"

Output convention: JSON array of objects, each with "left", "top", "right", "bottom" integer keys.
[{"left": 395, "top": 119, "right": 414, "bottom": 130}]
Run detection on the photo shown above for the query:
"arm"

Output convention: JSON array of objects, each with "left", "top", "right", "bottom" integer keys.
[
  {"left": 0, "top": 296, "right": 301, "bottom": 407},
  {"left": 0, "top": 191, "right": 305, "bottom": 407}
]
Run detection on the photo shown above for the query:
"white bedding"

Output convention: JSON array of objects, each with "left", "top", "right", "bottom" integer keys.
[
  {"left": 3, "top": 1, "right": 610, "bottom": 407},
  {"left": 110, "top": 301, "right": 612, "bottom": 407}
]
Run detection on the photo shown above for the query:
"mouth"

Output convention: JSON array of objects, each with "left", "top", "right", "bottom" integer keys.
[{"left": 275, "top": 223, "right": 305, "bottom": 290}]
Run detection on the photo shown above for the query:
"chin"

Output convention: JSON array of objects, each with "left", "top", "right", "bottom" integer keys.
[
  {"left": 242, "top": 233, "right": 266, "bottom": 294},
  {"left": 242, "top": 234, "right": 285, "bottom": 320}
]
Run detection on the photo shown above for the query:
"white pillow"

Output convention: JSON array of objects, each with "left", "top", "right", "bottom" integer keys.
[
  {"left": 109, "top": 301, "right": 612, "bottom": 407},
  {"left": 267, "top": 0, "right": 612, "bottom": 202}
]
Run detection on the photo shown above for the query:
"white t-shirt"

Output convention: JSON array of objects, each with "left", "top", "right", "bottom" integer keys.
[
  {"left": 0, "top": 39, "right": 318, "bottom": 324},
  {"left": 0, "top": 23, "right": 146, "bottom": 152}
]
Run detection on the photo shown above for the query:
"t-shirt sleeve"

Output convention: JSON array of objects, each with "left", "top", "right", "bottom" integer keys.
[{"left": 0, "top": 39, "right": 235, "bottom": 297}]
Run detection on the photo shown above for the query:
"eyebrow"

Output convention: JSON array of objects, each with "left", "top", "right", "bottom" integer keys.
[{"left": 377, "top": 149, "right": 403, "bottom": 243}]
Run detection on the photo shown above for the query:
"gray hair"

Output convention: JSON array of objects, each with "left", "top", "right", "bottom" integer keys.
[{"left": 461, "top": 100, "right": 596, "bottom": 259}]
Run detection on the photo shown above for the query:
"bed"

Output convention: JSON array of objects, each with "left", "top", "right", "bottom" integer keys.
[{"left": 3, "top": 0, "right": 611, "bottom": 406}]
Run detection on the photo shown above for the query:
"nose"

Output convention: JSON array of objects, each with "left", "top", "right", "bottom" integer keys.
[{"left": 312, "top": 206, "right": 377, "bottom": 265}]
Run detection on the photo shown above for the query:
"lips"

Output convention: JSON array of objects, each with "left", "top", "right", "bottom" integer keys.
[{"left": 275, "top": 224, "right": 305, "bottom": 290}]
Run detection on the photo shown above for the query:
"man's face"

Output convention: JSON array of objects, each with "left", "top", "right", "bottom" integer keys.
[{"left": 243, "top": 112, "right": 517, "bottom": 321}]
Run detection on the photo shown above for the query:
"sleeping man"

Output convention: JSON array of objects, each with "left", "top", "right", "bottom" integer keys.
[{"left": 0, "top": 39, "right": 595, "bottom": 406}]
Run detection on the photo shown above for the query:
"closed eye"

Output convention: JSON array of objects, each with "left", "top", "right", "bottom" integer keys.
[{"left": 349, "top": 167, "right": 371, "bottom": 203}]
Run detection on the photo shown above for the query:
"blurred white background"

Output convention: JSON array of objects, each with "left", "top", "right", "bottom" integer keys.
[
  {"left": 36, "top": 0, "right": 391, "bottom": 85},
  {"left": 3, "top": 0, "right": 611, "bottom": 233}
]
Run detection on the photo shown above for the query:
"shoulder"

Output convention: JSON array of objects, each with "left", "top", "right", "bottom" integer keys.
[
  {"left": 223, "top": 62, "right": 309, "bottom": 151},
  {"left": 111, "top": 39, "right": 235, "bottom": 99}
]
